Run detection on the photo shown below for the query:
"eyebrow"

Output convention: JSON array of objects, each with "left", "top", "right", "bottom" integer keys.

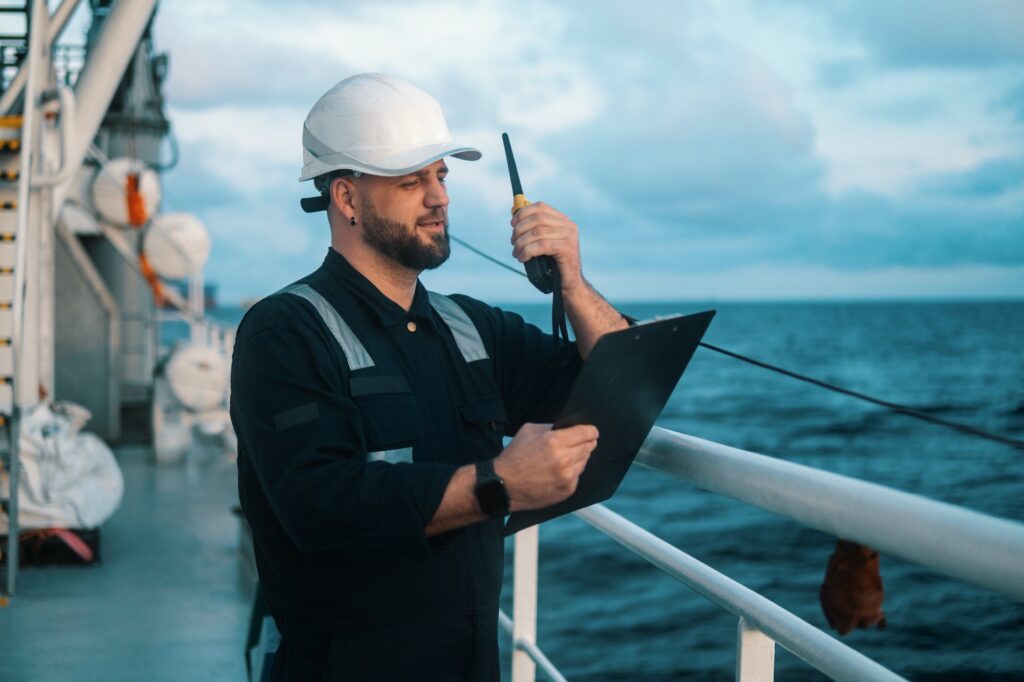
[{"left": 411, "top": 165, "right": 448, "bottom": 178}]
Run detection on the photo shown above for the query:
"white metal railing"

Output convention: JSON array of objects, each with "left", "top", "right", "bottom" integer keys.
[
  {"left": 504, "top": 426, "right": 1024, "bottom": 681},
  {"left": 575, "top": 504, "right": 904, "bottom": 682},
  {"left": 635, "top": 427, "right": 1024, "bottom": 601},
  {"left": 498, "top": 609, "right": 567, "bottom": 682}
]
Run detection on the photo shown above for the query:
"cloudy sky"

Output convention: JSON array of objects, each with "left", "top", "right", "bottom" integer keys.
[{"left": 110, "top": 1, "right": 1024, "bottom": 302}]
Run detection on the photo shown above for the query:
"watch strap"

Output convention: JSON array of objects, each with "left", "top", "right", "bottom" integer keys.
[{"left": 474, "top": 458, "right": 510, "bottom": 516}]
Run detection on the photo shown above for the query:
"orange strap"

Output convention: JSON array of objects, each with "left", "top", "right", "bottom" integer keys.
[
  {"left": 138, "top": 253, "right": 166, "bottom": 306},
  {"left": 125, "top": 173, "right": 148, "bottom": 227}
]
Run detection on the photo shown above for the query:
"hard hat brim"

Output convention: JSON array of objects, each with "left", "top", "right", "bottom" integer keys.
[{"left": 299, "top": 142, "right": 481, "bottom": 183}]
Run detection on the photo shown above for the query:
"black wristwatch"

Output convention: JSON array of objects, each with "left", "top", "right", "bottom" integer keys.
[{"left": 474, "top": 458, "right": 511, "bottom": 517}]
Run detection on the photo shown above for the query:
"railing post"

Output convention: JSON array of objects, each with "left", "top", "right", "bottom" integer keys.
[
  {"left": 512, "top": 525, "right": 539, "bottom": 682},
  {"left": 736, "top": 616, "right": 775, "bottom": 682}
]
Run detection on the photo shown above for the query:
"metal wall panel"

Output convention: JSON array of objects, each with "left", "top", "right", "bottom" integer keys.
[{"left": 53, "top": 228, "right": 120, "bottom": 441}]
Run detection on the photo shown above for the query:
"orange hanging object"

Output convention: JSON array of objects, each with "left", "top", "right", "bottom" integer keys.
[
  {"left": 819, "top": 539, "right": 887, "bottom": 635},
  {"left": 125, "top": 173, "right": 148, "bottom": 227},
  {"left": 138, "top": 253, "right": 167, "bottom": 306}
]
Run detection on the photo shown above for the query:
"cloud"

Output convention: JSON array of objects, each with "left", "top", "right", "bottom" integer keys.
[
  {"left": 161, "top": 154, "right": 328, "bottom": 303},
  {"left": 168, "top": 105, "right": 304, "bottom": 194},
  {"left": 155, "top": 28, "right": 331, "bottom": 109},
  {"left": 825, "top": 0, "right": 1024, "bottom": 69},
  {"left": 994, "top": 82, "right": 1024, "bottom": 123},
  {"left": 143, "top": 0, "right": 1023, "bottom": 302},
  {"left": 916, "top": 156, "right": 1024, "bottom": 198},
  {"left": 817, "top": 59, "right": 867, "bottom": 90}
]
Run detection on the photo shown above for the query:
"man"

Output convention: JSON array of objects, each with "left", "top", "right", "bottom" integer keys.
[{"left": 231, "top": 73, "right": 628, "bottom": 681}]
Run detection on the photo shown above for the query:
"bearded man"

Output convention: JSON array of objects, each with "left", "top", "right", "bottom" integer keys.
[{"left": 230, "top": 73, "right": 627, "bottom": 681}]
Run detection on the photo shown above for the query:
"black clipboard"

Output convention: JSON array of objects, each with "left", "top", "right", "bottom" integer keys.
[{"left": 503, "top": 310, "right": 715, "bottom": 536}]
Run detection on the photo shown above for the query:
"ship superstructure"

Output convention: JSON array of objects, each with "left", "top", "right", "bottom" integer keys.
[{"left": 0, "top": 0, "right": 231, "bottom": 594}]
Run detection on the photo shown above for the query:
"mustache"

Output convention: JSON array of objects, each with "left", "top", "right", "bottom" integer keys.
[{"left": 416, "top": 210, "right": 448, "bottom": 225}]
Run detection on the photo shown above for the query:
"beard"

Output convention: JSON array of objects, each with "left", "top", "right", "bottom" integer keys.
[{"left": 359, "top": 196, "right": 451, "bottom": 271}]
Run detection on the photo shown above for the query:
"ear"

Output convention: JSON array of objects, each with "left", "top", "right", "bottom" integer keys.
[{"left": 329, "top": 176, "right": 359, "bottom": 223}]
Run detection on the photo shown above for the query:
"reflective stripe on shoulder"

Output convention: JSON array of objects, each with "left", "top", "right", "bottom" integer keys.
[
  {"left": 279, "top": 283, "right": 375, "bottom": 371},
  {"left": 427, "top": 292, "right": 489, "bottom": 363},
  {"left": 367, "top": 448, "right": 413, "bottom": 464}
]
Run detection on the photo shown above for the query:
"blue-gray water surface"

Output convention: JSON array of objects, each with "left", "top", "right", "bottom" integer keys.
[{"left": 207, "top": 300, "right": 1024, "bottom": 680}]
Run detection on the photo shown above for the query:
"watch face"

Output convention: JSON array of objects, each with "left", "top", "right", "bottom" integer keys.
[{"left": 476, "top": 478, "right": 510, "bottom": 516}]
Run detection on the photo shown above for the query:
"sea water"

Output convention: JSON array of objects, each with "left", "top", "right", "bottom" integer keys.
[
  {"left": 496, "top": 300, "right": 1024, "bottom": 681},
  {"left": 209, "top": 300, "right": 1024, "bottom": 680}
]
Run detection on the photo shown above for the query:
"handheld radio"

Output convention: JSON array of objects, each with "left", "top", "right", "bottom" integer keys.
[
  {"left": 502, "top": 132, "right": 556, "bottom": 294},
  {"left": 501, "top": 132, "right": 569, "bottom": 353}
]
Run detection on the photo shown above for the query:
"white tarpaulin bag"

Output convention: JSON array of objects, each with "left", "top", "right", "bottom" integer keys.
[{"left": 0, "top": 402, "right": 123, "bottom": 529}]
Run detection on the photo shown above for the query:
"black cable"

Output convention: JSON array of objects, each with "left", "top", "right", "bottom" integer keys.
[
  {"left": 451, "top": 234, "right": 572, "bottom": 360},
  {"left": 452, "top": 235, "right": 1024, "bottom": 451},
  {"left": 698, "top": 342, "right": 1024, "bottom": 451},
  {"left": 450, "top": 235, "right": 526, "bottom": 278}
]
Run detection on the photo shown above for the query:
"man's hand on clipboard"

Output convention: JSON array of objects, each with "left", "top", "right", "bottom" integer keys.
[{"left": 494, "top": 423, "right": 600, "bottom": 512}]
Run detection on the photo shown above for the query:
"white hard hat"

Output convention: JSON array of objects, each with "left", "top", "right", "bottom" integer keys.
[{"left": 299, "top": 73, "right": 481, "bottom": 185}]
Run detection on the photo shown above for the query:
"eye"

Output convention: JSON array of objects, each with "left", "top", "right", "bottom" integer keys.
[
  {"left": 400, "top": 180, "right": 418, "bottom": 189},
  {"left": 438, "top": 175, "right": 447, "bottom": 184}
]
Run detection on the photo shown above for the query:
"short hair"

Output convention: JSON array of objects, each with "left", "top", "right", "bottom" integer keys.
[{"left": 313, "top": 169, "right": 358, "bottom": 201}]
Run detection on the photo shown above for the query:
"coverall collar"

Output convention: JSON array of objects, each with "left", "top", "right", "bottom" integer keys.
[{"left": 322, "top": 247, "right": 440, "bottom": 332}]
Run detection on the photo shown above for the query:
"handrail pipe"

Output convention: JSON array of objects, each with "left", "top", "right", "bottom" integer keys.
[
  {"left": 635, "top": 427, "right": 1024, "bottom": 601},
  {"left": 576, "top": 504, "right": 907, "bottom": 682}
]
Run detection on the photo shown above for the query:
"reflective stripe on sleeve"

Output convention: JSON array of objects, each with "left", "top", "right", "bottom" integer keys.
[{"left": 281, "top": 283, "right": 376, "bottom": 371}]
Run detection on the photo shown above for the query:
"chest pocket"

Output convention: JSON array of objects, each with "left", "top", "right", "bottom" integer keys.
[{"left": 351, "top": 375, "right": 421, "bottom": 464}]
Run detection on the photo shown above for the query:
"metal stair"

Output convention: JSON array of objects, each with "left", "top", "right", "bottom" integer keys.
[
  {"left": 0, "top": 113, "right": 20, "bottom": 598},
  {"left": 0, "top": 0, "right": 33, "bottom": 602},
  {"left": 0, "top": 117, "right": 17, "bottom": 420}
]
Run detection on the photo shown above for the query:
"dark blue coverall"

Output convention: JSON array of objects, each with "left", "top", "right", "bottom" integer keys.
[{"left": 231, "top": 248, "right": 581, "bottom": 681}]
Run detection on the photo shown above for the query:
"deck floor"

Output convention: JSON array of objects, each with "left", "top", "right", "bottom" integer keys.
[{"left": 0, "top": 445, "right": 251, "bottom": 681}]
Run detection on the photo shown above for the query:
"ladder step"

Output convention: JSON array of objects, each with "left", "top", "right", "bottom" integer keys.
[
  {"left": 0, "top": 116, "right": 22, "bottom": 130},
  {"left": 0, "top": 171, "right": 17, "bottom": 181},
  {"left": 0, "top": 234, "right": 14, "bottom": 240},
  {"left": 0, "top": 140, "right": 20, "bottom": 152},
  {"left": 0, "top": 202, "right": 14, "bottom": 210}
]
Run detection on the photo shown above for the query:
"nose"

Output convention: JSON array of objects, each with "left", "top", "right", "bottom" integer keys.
[{"left": 424, "top": 176, "right": 448, "bottom": 210}]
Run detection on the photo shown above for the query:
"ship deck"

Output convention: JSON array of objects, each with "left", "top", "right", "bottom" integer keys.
[{"left": 0, "top": 445, "right": 251, "bottom": 681}]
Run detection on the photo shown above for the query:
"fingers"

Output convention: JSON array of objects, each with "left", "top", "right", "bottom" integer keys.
[
  {"left": 569, "top": 441, "right": 596, "bottom": 467},
  {"left": 511, "top": 201, "right": 567, "bottom": 226},
  {"left": 555, "top": 424, "right": 599, "bottom": 445},
  {"left": 517, "top": 422, "right": 552, "bottom": 437},
  {"left": 511, "top": 202, "right": 577, "bottom": 248},
  {"left": 511, "top": 202, "right": 572, "bottom": 236},
  {"left": 514, "top": 237, "right": 572, "bottom": 263}
]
